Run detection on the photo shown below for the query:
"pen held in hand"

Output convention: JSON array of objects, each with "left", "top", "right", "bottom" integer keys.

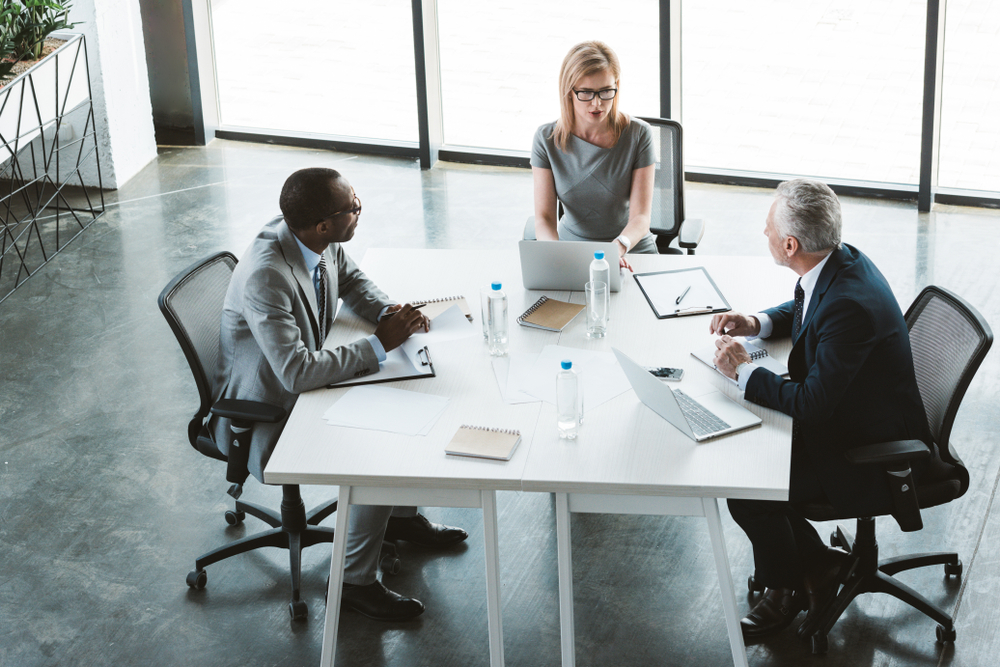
[{"left": 384, "top": 303, "right": 426, "bottom": 317}]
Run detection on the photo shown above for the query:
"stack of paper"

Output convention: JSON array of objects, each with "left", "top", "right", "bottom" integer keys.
[
  {"left": 491, "top": 345, "right": 632, "bottom": 412},
  {"left": 323, "top": 386, "right": 450, "bottom": 436}
]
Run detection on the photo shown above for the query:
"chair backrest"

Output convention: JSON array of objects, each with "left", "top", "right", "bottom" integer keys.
[
  {"left": 157, "top": 252, "right": 237, "bottom": 447},
  {"left": 906, "top": 286, "right": 993, "bottom": 461},
  {"left": 638, "top": 117, "right": 684, "bottom": 239}
]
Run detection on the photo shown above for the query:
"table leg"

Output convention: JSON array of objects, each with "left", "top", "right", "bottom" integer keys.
[
  {"left": 702, "top": 497, "right": 748, "bottom": 667},
  {"left": 320, "top": 485, "right": 353, "bottom": 667},
  {"left": 481, "top": 490, "right": 505, "bottom": 667},
  {"left": 555, "top": 493, "right": 575, "bottom": 667}
]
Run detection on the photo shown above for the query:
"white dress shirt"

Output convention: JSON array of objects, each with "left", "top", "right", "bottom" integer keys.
[
  {"left": 737, "top": 251, "right": 833, "bottom": 391},
  {"left": 294, "top": 236, "right": 387, "bottom": 362}
]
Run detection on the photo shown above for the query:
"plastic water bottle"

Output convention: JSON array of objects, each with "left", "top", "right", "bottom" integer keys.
[
  {"left": 589, "top": 251, "right": 610, "bottom": 292},
  {"left": 487, "top": 282, "right": 509, "bottom": 356},
  {"left": 557, "top": 360, "right": 581, "bottom": 439}
]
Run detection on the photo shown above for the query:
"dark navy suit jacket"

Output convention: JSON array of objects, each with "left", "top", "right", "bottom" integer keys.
[{"left": 745, "top": 244, "right": 931, "bottom": 516}]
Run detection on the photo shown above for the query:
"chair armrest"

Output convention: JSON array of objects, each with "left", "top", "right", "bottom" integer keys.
[
  {"left": 678, "top": 218, "right": 704, "bottom": 249},
  {"left": 846, "top": 439, "right": 930, "bottom": 533},
  {"left": 211, "top": 399, "right": 286, "bottom": 424},
  {"left": 845, "top": 439, "right": 930, "bottom": 466}
]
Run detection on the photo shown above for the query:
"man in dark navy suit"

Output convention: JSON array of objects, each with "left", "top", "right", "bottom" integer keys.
[{"left": 710, "top": 178, "right": 930, "bottom": 640}]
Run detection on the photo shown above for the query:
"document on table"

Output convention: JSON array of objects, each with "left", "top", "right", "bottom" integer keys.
[
  {"left": 492, "top": 355, "right": 541, "bottom": 404},
  {"left": 633, "top": 267, "right": 730, "bottom": 319},
  {"left": 323, "top": 386, "right": 450, "bottom": 436},
  {"left": 507, "top": 345, "right": 631, "bottom": 411},
  {"left": 409, "top": 304, "right": 478, "bottom": 345}
]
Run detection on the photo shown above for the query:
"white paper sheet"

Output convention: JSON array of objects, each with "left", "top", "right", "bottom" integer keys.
[
  {"left": 323, "top": 386, "right": 450, "bottom": 436},
  {"left": 492, "top": 356, "right": 541, "bottom": 404},
  {"left": 634, "top": 268, "right": 728, "bottom": 317},
  {"left": 409, "top": 304, "right": 478, "bottom": 345},
  {"left": 510, "top": 345, "right": 631, "bottom": 411}
]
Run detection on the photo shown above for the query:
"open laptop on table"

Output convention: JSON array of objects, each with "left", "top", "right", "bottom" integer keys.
[
  {"left": 612, "top": 348, "right": 761, "bottom": 441},
  {"left": 519, "top": 240, "right": 622, "bottom": 292}
]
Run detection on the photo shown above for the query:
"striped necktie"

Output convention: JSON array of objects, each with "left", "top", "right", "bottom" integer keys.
[{"left": 315, "top": 254, "right": 329, "bottom": 349}]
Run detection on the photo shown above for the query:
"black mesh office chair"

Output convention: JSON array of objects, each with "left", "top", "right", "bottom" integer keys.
[
  {"left": 747, "top": 286, "right": 992, "bottom": 653},
  {"left": 638, "top": 117, "right": 704, "bottom": 255},
  {"left": 157, "top": 251, "right": 339, "bottom": 621}
]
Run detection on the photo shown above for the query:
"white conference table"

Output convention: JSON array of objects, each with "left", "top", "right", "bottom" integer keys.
[
  {"left": 264, "top": 247, "right": 794, "bottom": 667},
  {"left": 519, "top": 252, "right": 794, "bottom": 667}
]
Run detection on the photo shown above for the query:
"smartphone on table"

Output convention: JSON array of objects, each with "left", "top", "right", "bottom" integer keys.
[{"left": 644, "top": 366, "right": 684, "bottom": 382}]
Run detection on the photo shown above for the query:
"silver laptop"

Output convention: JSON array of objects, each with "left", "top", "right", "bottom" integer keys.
[
  {"left": 612, "top": 348, "right": 762, "bottom": 442},
  {"left": 519, "top": 240, "right": 623, "bottom": 292}
]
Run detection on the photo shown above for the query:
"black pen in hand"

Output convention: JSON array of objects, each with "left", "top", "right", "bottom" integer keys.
[{"left": 384, "top": 303, "right": 426, "bottom": 317}]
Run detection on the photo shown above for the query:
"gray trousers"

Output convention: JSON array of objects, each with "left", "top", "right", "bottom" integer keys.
[{"left": 343, "top": 505, "right": 417, "bottom": 585}]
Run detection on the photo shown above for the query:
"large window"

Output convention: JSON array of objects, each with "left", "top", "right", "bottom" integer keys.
[
  {"left": 436, "top": 0, "right": 660, "bottom": 152},
  {"left": 210, "top": 0, "right": 418, "bottom": 142},
  {"left": 938, "top": 0, "right": 1000, "bottom": 192},
  {"left": 683, "top": 1, "right": 926, "bottom": 184}
]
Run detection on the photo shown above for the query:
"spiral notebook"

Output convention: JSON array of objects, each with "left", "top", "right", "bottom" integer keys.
[
  {"left": 516, "top": 295, "right": 586, "bottom": 332},
  {"left": 412, "top": 295, "right": 473, "bottom": 322},
  {"left": 445, "top": 425, "right": 522, "bottom": 461},
  {"left": 691, "top": 339, "right": 788, "bottom": 382}
]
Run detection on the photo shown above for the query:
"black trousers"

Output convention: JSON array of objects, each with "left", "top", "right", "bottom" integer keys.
[{"left": 727, "top": 499, "right": 828, "bottom": 590}]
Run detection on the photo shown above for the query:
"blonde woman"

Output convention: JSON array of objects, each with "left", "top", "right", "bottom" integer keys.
[{"left": 531, "top": 41, "right": 656, "bottom": 269}]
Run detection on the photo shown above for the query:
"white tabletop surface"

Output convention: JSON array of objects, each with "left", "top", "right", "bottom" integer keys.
[
  {"left": 265, "top": 248, "right": 794, "bottom": 500},
  {"left": 520, "top": 252, "right": 794, "bottom": 500}
]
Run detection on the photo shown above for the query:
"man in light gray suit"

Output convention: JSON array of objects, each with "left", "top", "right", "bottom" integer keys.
[{"left": 212, "top": 167, "right": 468, "bottom": 621}]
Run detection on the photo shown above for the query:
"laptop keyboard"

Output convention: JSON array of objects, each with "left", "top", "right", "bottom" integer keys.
[{"left": 673, "top": 389, "right": 731, "bottom": 437}]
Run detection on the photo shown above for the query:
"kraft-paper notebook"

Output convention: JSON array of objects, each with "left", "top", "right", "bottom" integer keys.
[
  {"left": 516, "top": 295, "right": 586, "bottom": 332},
  {"left": 445, "top": 425, "right": 522, "bottom": 461},
  {"left": 691, "top": 339, "right": 789, "bottom": 382},
  {"left": 412, "top": 295, "right": 473, "bottom": 322}
]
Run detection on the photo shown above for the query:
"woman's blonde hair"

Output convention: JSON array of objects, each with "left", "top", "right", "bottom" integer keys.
[{"left": 551, "top": 41, "right": 629, "bottom": 152}]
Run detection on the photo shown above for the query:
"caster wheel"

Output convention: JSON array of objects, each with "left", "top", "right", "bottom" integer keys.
[
  {"left": 186, "top": 569, "right": 207, "bottom": 589},
  {"left": 811, "top": 634, "right": 828, "bottom": 654},
  {"left": 747, "top": 575, "right": 764, "bottom": 595},
  {"left": 944, "top": 560, "right": 963, "bottom": 577},
  {"left": 380, "top": 553, "right": 402, "bottom": 575},
  {"left": 225, "top": 510, "right": 245, "bottom": 526},
  {"left": 936, "top": 624, "right": 956, "bottom": 643},
  {"left": 289, "top": 600, "right": 308, "bottom": 621}
]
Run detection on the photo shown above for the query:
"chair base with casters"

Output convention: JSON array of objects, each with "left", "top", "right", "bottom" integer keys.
[
  {"left": 803, "top": 519, "right": 961, "bottom": 654},
  {"left": 186, "top": 484, "right": 339, "bottom": 620}
]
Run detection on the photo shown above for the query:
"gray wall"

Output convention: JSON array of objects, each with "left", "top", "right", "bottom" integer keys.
[{"left": 138, "top": 0, "right": 195, "bottom": 137}]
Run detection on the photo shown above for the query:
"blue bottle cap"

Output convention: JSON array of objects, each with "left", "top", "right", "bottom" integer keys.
[
  {"left": 594, "top": 252, "right": 605, "bottom": 260},
  {"left": 561, "top": 360, "right": 572, "bottom": 370},
  {"left": 491, "top": 282, "right": 501, "bottom": 290}
]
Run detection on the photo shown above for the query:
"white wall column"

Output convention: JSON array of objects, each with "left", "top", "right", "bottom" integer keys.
[{"left": 69, "top": 0, "right": 157, "bottom": 189}]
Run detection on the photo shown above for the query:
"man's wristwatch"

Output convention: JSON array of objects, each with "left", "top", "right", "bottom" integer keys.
[
  {"left": 735, "top": 361, "right": 752, "bottom": 383},
  {"left": 615, "top": 234, "right": 631, "bottom": 254}
]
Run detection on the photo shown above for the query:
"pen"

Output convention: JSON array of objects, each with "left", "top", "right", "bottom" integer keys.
[
  {"left": 675, "top": 285, "right": 691, "bottom": 305},
  {"left": 384, "top": 303, "right": 426, "bottom": 317}
]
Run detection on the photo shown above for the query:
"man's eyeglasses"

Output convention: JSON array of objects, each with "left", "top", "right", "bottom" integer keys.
[
  {"left": 572, "top": 88, "right": 617, "bottom": 102},
  {"left": 328, "top": 194, "right": 362, "bottom": 219}
]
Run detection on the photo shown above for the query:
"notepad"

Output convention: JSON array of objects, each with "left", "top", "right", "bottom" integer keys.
[
  {"left": 691, "top": 339, "right": 789, "bottom": 382},
  {"left": 412, "top": 295, "right": 473, "bottom": 321},
  {"left": 516, "top": 295, "right": 586, "bottom": 332},
  {"left": 445, "top": 425, "right": 522, "bottom": 461}
]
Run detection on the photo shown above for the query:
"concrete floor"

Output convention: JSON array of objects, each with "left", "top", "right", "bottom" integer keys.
[{"left": 1, "top": 139, "right": 998, "bottom": 667}]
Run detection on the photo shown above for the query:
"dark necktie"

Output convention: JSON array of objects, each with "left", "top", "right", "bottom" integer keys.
[
  {"left": 792, "top": 278, "right": 805, "bottom": 341},
  {"left": 315, "top": 254, "right": 329, "bottom": 349}
]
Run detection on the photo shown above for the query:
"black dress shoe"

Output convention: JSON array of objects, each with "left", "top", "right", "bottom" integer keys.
[
  {"left": 797, "top": 547, "right": 853, "bottom": 638},
  {"left": 384, "top": 513, "right": 468, "bottom": 547},
  {"left": 341, "top": 580, "right": 424, "bottom": 621},
  {"left": 740, "top": 587, "right": 805, "bottom": 640}
]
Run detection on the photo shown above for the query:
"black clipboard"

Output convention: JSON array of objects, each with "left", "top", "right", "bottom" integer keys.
[
  {"left": 327, "top": 345, "right": 436, "bottom": 388},
  {"left": 633, "top": 267, "right": 731, "bottom": 319}
]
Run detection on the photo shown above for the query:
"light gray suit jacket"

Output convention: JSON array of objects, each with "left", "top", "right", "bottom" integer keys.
[{"left": 211, "top": 215, "right": 393, "bottom": 481}]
